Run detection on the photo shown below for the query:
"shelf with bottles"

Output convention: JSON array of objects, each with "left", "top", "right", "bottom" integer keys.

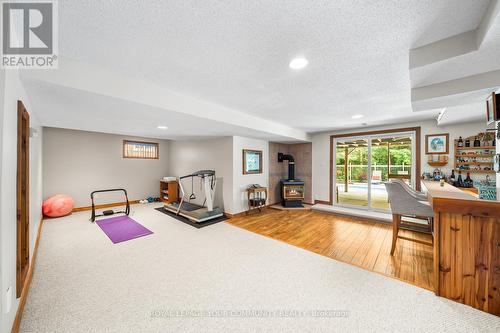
[
  {"left": 455, "top": 146, "right": 495, "bottom": 150},
  {"left": 454, "top": 153, "right": 495, "bottom": 158},
  {"left": 454, "top": 133, "right": 495, "bottom": 174},
  {"left": 452, "top": 169, "right": 495, "bottom": 174},
  {"left": 456, "top": 156, "right": 493, "bottom": 164},
  {"left": 455, "top": 132, "right": 495, "bottom": 149},
  {"left": 456, "top": 162, "right": 493, "bottom": 166}
]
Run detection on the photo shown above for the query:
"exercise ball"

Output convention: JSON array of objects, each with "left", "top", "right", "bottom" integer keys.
[{"left": 43, "top": 194, "right": 74, "bottom": 218}]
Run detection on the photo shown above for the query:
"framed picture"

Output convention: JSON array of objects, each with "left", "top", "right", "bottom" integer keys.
[
  {"left": 425, "top": 133, "right": 449, "bottom": 154},
  {"left": 486, "top": 92, "right": 498, "bottom": 125},
  {"left": 242, "top": 149, "right": 262, "bottom": 174}
]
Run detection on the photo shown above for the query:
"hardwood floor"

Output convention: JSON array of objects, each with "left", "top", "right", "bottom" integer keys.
[{"left": 228, "top": 208, "right": 434, "bottom": 291}]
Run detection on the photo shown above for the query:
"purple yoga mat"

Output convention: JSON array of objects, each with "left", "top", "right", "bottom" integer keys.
[{"left": 96, "top": 215, "right": 153, "bottom": 244}]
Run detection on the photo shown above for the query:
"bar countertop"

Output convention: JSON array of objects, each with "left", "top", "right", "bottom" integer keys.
[
  {"left": 421, "top": 179, "right": 500, "bottom": 218},
  {"left": 421, "top": 180, "right": 476, "bottom": 202}
]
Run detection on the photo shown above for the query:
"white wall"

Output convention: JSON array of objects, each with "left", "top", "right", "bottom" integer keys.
[
  {"left": 0, "top": 68, "right": 4, "bottom": 332},
  {"left": 43, "top": 128, "right": 169, "bottom": 207},
  {"left": 43, "top": 131, "right": 267, "bottom": 216},
  {"left": 232, "top": 136, "right": 269, "bottom": 214},
  {"left": 0, "top": 70, "right": 43, "bottom": 333},
  {"left": 167, "top": 136, "right": 268, "bottom": 215},
  {"left": 168, "top": 137, "right": 233, "bottom": 213},
  {"left": 312, "top": 119, "right": 488, "bottom": 202}
]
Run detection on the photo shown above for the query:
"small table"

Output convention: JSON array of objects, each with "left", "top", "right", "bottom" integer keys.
[{"left": 247, "top": 187, "right": 268, "bottom": 214}]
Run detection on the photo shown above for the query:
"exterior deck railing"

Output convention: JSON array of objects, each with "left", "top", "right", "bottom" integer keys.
[{"left": 336, "top": 164, "right": 411, "bottom": 182}]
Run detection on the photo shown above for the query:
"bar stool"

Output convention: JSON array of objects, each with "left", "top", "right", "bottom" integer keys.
[
  {"left": 391, "top": 179, "right": 427, "bottom": 201},
  {"left": 384, "top": 181, "right": 434, "bottom": 255}
]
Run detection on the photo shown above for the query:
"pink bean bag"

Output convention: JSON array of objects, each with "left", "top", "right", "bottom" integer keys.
[{"left": 43, "top": 194, "right": 74, "bottom": 217}]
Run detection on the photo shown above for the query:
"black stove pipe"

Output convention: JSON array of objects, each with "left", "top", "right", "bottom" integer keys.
[{"left": 278, "top": 153, "right": 295, "bottom": 180}]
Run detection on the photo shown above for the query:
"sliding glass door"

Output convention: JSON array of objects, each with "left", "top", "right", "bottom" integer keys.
[
  {"left": 335, "top": 138, "right": 369, "bottom": 207},
  {"left": 334, "top": 131, "right": 415, "bottom": 212}
]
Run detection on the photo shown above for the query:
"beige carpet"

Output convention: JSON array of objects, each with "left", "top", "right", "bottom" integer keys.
[{"left": 21, "top": 203, "right": 500, "bottom": 333}]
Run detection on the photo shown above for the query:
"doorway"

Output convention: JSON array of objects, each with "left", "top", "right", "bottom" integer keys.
[
  {"left": 17, "top": 100, "right": 30, "bottom": 297},
  {"left": 331, "top": 127, "right": 420, "bottom": 212}
]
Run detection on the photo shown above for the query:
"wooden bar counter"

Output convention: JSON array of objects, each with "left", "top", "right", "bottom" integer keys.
[{"left": 422, "top": 180, "right": 500, "bottom": 316}]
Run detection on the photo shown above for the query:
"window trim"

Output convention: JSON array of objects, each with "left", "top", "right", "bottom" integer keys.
[
  {"left": 329, "top": 126, "right": 421, "bottom": 205},
  {"left": 122, "top": 140, "right": 159, "bottom": 160}
]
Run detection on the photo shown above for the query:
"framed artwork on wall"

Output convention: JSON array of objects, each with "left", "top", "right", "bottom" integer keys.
[
  {"left": 425, "top": 133, "right": 449, "bottom": 154},
  {"left": 486, "top": 92, "right": 498, "bottom": 125},
  {"left": 242, "top": 149, "right": 262, "bottom": 174}
]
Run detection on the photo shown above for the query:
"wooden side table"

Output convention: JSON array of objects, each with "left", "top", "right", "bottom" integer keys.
[
  {"left": 247, "top": 187, "right": 268, "bottom": 214},
  {"left": 160, "top": 180, "right": 179, "bottom": 204}
]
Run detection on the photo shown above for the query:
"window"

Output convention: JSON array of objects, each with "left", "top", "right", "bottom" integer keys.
[{"left": 123, "top": 140, "right": 159, "bottom": 159}]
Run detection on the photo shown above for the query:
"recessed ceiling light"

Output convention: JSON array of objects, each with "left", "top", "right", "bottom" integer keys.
[
  {"left": 157, "top": 125, "right": 168, "bottom": 130},
  {"left": 352, "top": 114, "right": 364, "bottom": 119},
  {"left": 289, "top": 57, "right": 308, "bottom": 70}
]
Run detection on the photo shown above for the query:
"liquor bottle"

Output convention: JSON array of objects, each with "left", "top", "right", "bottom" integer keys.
[
  {"left": 464, "top": 172, "right": 473, "bottom": 188},
  {"left": 457, "top": 171, "right": 463, "bottom": 187},
  {"left": 465, "top": 138, "right": 470, "bottom": 147},
  {"left": 457, "top": 137, "right": 464, "bottom": 147},
  {"left": 473, "top": 136, "right": 481, "bottom": 147},
  {"left": 450, "top": 169, "right": 456, "bottom": 183}
]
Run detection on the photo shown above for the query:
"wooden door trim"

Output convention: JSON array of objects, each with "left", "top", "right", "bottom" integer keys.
[
  {"left": 11, "top": 218, "right": 43, "bottom": 333},
  {"left": 329, "top": 126, "right": 421, "bottom": 205},
  {"left": 16, "top": 100, "right": 30, "bottom": 298}
]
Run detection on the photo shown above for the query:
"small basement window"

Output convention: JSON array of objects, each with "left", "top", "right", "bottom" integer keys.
[{"left": 123, "top": 140, "right": 159, "bottom": 159}]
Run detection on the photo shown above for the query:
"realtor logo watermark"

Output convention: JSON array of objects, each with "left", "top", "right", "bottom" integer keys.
[{"left": 2, "top": 0, "right": 58, "bottom": 68}]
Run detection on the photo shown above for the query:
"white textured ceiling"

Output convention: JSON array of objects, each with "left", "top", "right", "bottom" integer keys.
[{"left": 23, "top": 0, "right": 495, "bottom": 139}]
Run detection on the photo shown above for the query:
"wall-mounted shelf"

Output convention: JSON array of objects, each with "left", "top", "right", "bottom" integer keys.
[
  {"left": 427, "top": 161, "right": 448, "bottom": 167},
  {"left": 455, "top": 146, "right": 495, "bottom": 150},
  {"left": 454, "top": 135, "right": 495, "bottom": 175},
  {"left": 456, "top": 162, "right": 493, "bottom": 166},
  {"left": 455, "top": 153, "right": 495, "bottom": 158},
  {"left": 453, "top": 169, "right": 495, "bottom": 174}
]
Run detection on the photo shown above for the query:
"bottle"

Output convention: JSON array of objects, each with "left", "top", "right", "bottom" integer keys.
[
  {"left": 493, "top": 137, "right": 496, "bottom": 147},
  {"left": 450, "top": 169, "right": 456, "bottom": 183},
  {"left": 464, "top": 172, "right": 473, "bottom": 188},
  {"left": 465, "top": 138, "right": 470, "bottom": 147},
  {"left": 457, "top": 171, "right": 463, "bottom": 187},
  {"left": 473, "top": 136, "right": 481, "bottom": 147},
  {"left": 457, "top": 137, "right": 464, "bottom": 147}
]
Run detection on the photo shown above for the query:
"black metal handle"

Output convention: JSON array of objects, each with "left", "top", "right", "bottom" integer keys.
[{"left": 90, "top": 188, "right": 130, "bottom": 222}]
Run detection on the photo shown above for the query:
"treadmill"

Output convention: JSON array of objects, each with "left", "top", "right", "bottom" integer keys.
[{"left": 164, "top": 170, "right": 223, "bottom": 223}]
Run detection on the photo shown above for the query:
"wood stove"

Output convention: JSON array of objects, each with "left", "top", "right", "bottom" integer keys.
[{"left": 278, "top": 153, "right": 305, "bottom": 207}]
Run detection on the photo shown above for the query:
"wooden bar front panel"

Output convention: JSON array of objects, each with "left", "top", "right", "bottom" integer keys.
[{"left": 436, "top": 211, "right": 500, "bottom": 315}]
